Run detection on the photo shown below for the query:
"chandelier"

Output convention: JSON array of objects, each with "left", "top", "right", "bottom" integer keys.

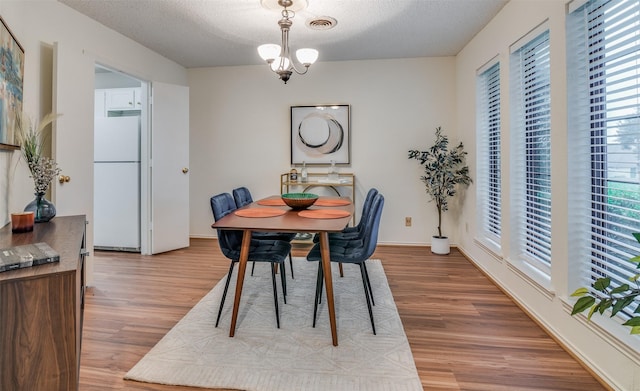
[{"left": 258, "top": 0, "right": 319, "bottom": 84}]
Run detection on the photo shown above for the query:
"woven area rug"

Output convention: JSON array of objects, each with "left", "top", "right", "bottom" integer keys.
[{"left": 125, "top": 257, "right": 423, "bottom": 391}]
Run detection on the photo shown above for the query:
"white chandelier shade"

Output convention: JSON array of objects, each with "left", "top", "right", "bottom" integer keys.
[
  {"left": 270, "top": 56, "right": 290, "bottom": 72},
  {"left": 257, "top": 44, "right": 281, "bottom": 62},
  {"left": 258, "top": 45, "right": 318, "bottom": 68},
  {"left": 295, "top": 48, "right": 319, "bottom": 66}
]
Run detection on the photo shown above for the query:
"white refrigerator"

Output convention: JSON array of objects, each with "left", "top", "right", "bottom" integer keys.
[{"left": 94, "top": 116, "right": 141, "bottom": 251}]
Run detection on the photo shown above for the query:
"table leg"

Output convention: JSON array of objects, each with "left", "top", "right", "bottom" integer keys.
[
  {"left": 319, "top": 231, "right": 338, "bottom": 346},
  {"left": 229, "top": 229, "right": 252, "bottom": 337}
]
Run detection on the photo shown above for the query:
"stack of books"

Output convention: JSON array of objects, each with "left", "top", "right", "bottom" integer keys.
[{"left": 0, "top": 242, "right": 60, "bottom": 273}]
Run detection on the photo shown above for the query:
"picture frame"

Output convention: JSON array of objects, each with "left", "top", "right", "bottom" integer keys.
[
  {"left": 291, "top": 105, "right": 350, "bottom": 165},
  {"left": 0, "top": 15, "right": 24, "bottom": 146}
]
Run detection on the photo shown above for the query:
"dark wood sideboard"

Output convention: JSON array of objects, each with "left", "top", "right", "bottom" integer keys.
[{"left": 0, "top": 215, "right": 87, "bottom": 390}]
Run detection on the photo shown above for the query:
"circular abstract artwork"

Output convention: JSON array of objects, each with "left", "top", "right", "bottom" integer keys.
[
  {"left": 298, "top": 112, "right": 344, "bottom": 154},
  {"left": 291, "top": 105, "right": 349, "bottom": 164}
]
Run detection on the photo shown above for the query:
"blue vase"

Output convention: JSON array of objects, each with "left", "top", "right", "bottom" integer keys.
[{"left": 24, "top": 193, "right": 57, "bottom": 223}]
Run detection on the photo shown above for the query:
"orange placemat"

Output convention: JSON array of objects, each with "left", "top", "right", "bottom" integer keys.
[
  {"left": 234, "top": 208, "right": 287, "bottom": 218},
  {"left": 298, "top": 209, "right": 351, "bottom": 219},
  {"left": 314, "top": 198, "right": 352, "bottom": 207},
  {"left": 257, "top": 198, "right": 286, "bottom": 206}
]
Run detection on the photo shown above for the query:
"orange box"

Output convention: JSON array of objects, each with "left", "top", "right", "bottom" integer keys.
[{"left": 11, "top": 212, "right": 34, "bottom": 233}]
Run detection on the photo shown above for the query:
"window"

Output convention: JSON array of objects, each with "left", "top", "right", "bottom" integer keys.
[
  {"left": 567, "top": 0, "right": 640, "bottom": 305},
  {"left": 510, "top": 27, "right": 552, "bottom": 276},
  {"left": 477, "top": 61, "right": 502, "bottom": 247}
]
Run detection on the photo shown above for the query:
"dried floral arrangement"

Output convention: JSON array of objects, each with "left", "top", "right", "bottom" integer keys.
[{"left": 14, "top": 113, "right": 62, "bottom": 194}]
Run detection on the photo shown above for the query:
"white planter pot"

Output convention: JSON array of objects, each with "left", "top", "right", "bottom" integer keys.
[{"left": 431, "top": 236, "right": 450, "bottom": 255}]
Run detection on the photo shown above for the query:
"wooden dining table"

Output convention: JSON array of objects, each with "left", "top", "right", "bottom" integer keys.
[{"left": 211, "top": 195, "right": 354, "bottom": 346}]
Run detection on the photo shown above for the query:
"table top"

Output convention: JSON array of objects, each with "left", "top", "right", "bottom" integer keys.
[{"left": 211, "top": 196, "right": 354, "bottom": 233}]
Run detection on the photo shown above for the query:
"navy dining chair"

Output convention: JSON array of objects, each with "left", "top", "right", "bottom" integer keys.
[
  {"left": 232, "top": 187, "right": 297, "bottom": 278},
  {"left": 210, "top": 192, "right": 292, "bottom": 328},
  {"left": 313, "top": 187, "right": 378, "bottom": 243},
  {"left": 306, "top": 192, "right": 384, "bottom": 335},
  {"left": 312, "top": 187, "right": 379, "bottom": 294}
]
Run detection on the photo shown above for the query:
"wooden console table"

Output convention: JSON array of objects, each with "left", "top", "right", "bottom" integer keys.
[
  {"left": 0, "top": 215, "right": 87, "bottom": 391},
  {"left": 281, "top": 172, "right": 356, "bottom": 224}
]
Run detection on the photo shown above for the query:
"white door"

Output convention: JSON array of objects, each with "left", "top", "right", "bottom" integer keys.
[
  {"left": 150, "top": 82, "right": 190, "bottom": 254},
  {"left": 52, "top": 42, "right": 95, "bottom": 282}
]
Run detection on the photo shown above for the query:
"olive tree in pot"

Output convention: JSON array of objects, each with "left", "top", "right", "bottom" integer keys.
[{"left": 408, "top": 126, "right": 472, "bottom": 254}]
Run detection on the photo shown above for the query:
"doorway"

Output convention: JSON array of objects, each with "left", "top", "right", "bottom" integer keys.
[{"left": 93, "top": 65, "right": 149, "bottom": 253}]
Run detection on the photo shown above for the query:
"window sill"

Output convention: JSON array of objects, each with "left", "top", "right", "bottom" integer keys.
[
  {"left": 506, "top": 257, "right": 555, "bottom": 300},
  {"left": 559, "top": 298, "right": 640, "bottom": 363},
  {"left": 474, "top": 236, "right": 503, "bottom": 261}
]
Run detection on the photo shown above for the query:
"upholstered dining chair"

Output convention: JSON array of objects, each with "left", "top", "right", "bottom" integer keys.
[
  {"left": 313, "top": 188, "right": 378, "bottom": 243},
  {"left": 306, "top": 192, "right": 385, "bottom": 335},
  {"left": 312, "top": 187, "right": 379, "bottom": 295},
  {"left": 210, "top": 192, "right": 292, "bottom": 328},
  {"left": 232, "top": 187, "right": 297, "bottom": 278}
]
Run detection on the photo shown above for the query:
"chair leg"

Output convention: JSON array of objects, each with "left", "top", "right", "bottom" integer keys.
[
  {"left": 317, "top": 263, "right": 324, "bottom": 305},
  {"left": 280, "top": 261, "right": 287, "bottom": 304},
  {"left": 359, "top": 263, "right": 376, "bottom": 335},
  {"left": 215, "top": 261, "right": 235, "bottom": 327},
  {"left": 271, "top": 263, "right": 280, "bottom": 328},
  {"left": 289, "top": 252, "right": 294, "bottom": 279},
  {"left": 339, "top": 262, "right": 344, "bottom": 277},
  {"left": 363, "top": 262, "right": 375, "bottom": 306},
  {"left": 250, "top": 261, "right": 256, "bottom": 276},
  {"left": 312, "top": 263, "right": 324, "bottom": 328}
]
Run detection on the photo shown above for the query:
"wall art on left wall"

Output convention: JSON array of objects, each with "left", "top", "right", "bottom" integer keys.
[{"left": 0, "top": 15, "right": 24, "bottom": 146}]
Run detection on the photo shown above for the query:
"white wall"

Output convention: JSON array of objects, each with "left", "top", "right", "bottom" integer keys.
[
  {"left": 0, "top": 0, "right": 187, "bottom": 284},
  {"left": 456, "top": 1, "right": 640, "bottom": 390},
  {"left": 188, "top": 57, "right": 459, "bottom": 244},
  {"left": 0, "top": 0, "right": 186, "bottom": 220}
]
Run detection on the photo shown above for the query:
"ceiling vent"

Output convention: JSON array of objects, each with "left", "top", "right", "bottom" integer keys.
[{"left": 307, "top": 16, "right": 337, "bottom": 30}]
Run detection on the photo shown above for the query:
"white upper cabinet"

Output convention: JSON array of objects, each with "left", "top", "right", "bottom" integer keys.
[{"left": 104, "top": 88, "right": 142, "bottom": 111}]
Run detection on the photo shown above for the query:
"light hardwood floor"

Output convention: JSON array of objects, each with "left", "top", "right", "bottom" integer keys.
[{"left": 79, "top": 239, "right": 608, "bottom": 390}]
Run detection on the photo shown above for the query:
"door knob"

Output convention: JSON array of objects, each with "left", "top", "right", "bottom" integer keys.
[
  {"left": 59, "top": 175, "right": 71, "bottom": 184},
  {"left": 182, "top": 167, "right": 189, "bottom": 174}
]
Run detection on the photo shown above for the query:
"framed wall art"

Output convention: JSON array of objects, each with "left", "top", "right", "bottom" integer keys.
[
  {"left": 0, "top": 15, "right": 24, "bottom": 146},
  {"left": 290, "top": 104, "right": 350, "bottom": 165}
]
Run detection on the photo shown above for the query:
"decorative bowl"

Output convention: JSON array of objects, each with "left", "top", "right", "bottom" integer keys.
[{"left": 281, "top": 193, "right": 319, "bottom": 210}]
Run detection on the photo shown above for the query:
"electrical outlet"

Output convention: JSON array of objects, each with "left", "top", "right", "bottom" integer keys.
[{"left": 405, "top": 217, "right": 412, "bottom": 227}]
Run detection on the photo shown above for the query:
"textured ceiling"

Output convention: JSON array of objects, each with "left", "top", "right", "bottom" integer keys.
[{"left": 58, "top": 0, "right": 508, "bottom": 69}]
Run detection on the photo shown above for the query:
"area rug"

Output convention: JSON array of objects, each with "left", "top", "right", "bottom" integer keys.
[{"left": 125, "top": 257, "right": 423, "bottom": 391}]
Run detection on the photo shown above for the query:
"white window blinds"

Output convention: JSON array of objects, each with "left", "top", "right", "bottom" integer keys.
[
  {"left": 510, "top": 28, "right": 552, "bottom": 275},
  {"left": 567, "top": 0, "right": 640, "bottom": 298},
  {"left": 477, "top": 61, "right": 502, "bottom": 244}
]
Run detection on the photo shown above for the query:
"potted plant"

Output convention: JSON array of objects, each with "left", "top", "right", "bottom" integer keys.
[
  {"left": 571, "top": 233, "right": 640, "bottom": 334},
  {"left": 15, "top": 112, "right": 62, "bottom": 222},
  {"left": 408, "top": 126, "right": 472, "bottom": 254}
]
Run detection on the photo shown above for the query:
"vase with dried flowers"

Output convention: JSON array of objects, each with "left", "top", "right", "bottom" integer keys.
[{"left": 15, "top": 113, "right": 62, "bottom": 222}]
